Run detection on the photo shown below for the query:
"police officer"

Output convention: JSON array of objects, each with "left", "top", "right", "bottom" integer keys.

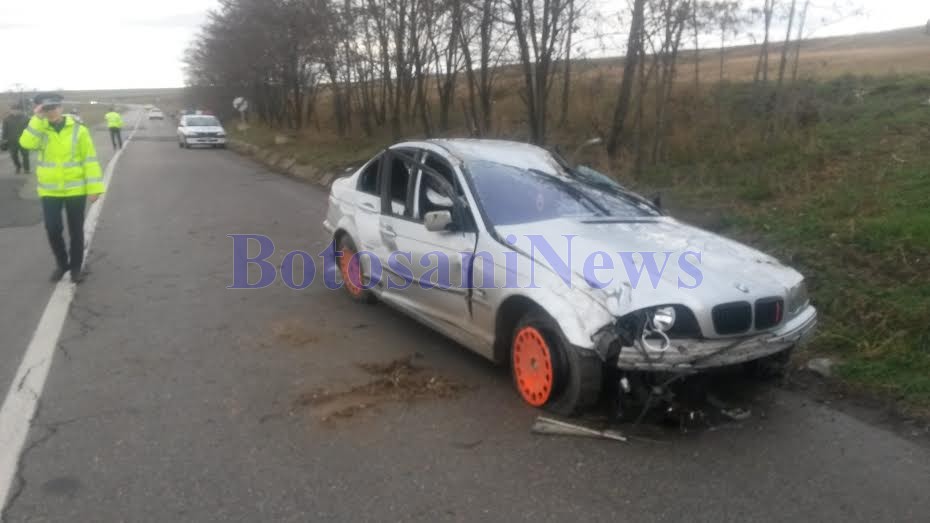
[
  {"left": 105, "top": 106, "right": 123, "bottom": 149},
  {"left": 19, "top": 93, "right": 105, "bottom": 283},
  {"left": 2, "top": 105, "right": 30, "bottom": 174}
]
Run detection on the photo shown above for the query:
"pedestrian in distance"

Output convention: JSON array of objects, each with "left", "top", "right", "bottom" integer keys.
[
  {"left": 19, "top": 92, "right": 105, "bottom": 283},
  {"left": 105, "top": 106, "right": 123, "bottom": 149},
  {"left": 2, "top": 105, "right": 31, "bottom": 174}
]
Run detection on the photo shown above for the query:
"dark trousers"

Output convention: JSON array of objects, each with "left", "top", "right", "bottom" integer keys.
[
  {"left": 109, "top": 127, "right": 123, "bottom": 149},
  {"left": 9, "top": 142, "right": 29, "bottom": 172},
  {"left": 41, "top": 196, "right": 86, "bottom": 272}
]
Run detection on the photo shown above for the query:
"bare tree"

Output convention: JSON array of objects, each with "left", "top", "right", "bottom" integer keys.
[
  {"left": 606, "top": 0, "right": 647, "bottom": 157},
  {"left": 775, "top": 0, "right": 797, "bottom": 90},
  {"left": 558, "top": 0, "right": 577, "bottom": 127},
  {"left": 651, "top": 0, "right": 691, "bottom": 163},
  {"left": 753, "top": 0, "right": 776, "bottom": 85},
  {"left": 710, "top": 0, "right": 744, "bottom": 83},
  {"left": 789, "top": 0, "right": 810, "bottom": 82},
  {"left": 508, "top": 0, "right": 573, "bottom": 144}
]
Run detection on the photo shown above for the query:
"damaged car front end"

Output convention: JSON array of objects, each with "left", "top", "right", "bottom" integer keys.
[{"left": 594, "top": 292, "right": 817, "bottom": 372}]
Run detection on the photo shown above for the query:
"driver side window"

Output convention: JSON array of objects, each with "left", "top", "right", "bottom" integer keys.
[{"left": 416, "top": 154, "right": 458, "bottom": 219}]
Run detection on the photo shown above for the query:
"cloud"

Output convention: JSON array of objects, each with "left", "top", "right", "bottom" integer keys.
[{"left": 126, "top": 12, "right": 207, "bottom": 29}]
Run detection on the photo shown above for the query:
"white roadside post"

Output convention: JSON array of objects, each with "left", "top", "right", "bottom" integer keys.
[{"left": 233, "top": 96, "right": 249, "bottom": 132}]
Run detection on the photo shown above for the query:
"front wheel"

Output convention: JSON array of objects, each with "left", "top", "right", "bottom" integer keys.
[{"left": 511, "top": 310, "right": 601, "bottom": 416}]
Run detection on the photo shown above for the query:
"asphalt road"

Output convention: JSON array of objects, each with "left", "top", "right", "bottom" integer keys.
[{"left": 1, "top": 115, "right": 929, "bottom": 522}]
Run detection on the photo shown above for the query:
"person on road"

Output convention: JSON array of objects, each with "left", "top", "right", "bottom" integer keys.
[
  {"left": 2, "top": 105, "right": 31, "bottom": 174},
  {"left": 19, "top": 93, "right": 105, "bottom": 283},
  {"left": 105, "top": 107, "right": 123, "bottom": 149}
]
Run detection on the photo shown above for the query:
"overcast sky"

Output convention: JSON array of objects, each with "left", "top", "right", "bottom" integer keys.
[{"left": 0, "top": 0, "right": 926, "bottom": 92}]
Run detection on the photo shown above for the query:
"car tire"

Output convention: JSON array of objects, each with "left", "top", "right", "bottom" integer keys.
[
  {"left": 336, "top": 235, "right": 376, "bottom": 304},
  {"left": 511, "top": 310, "right": 601, "bottom": 416}
]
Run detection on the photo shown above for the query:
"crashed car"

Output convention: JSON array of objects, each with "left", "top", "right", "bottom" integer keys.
[{"left": 323, "top": 139, "right": 817, "bottom": 415}]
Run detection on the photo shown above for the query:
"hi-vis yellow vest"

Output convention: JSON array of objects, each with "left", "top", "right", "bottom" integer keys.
[
  {"left": 105, "top": 111, "right": 123, "bottom": 129},
  {"left": 19, "top": 116, "right": 105, "bottom": 197}
]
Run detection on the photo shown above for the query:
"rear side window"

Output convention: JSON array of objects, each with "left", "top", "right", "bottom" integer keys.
[{"left": 357, "top": 155, "right": 382, "bottom": 195}]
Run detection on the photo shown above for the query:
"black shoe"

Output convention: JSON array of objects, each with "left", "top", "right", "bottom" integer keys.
[
  {"left": 50, "top": 267, "right": 67, "bottom": 281},
  {"left": 70, "top": 268, "right": 84, "bottom": 284}
]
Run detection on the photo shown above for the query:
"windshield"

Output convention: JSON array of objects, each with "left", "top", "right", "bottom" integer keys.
[
  {"left": 466, "top": 159, "right": 658, "bottom": 226},
  {"left": 185, "top": 116, "right": 219, "bottom": 127}
]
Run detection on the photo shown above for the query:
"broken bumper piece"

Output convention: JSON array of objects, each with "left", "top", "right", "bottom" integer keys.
[{"left": 614, "top": 305, "right": 817, "bottom": 371}]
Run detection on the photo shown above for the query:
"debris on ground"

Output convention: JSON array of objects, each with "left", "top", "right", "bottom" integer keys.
[
  {"left": 270, "top": 319, "right": 320, "bottom": 347},
  {"left": 294, "top": 355, "right": 466, "bottom": 421},
  {"left": 706, "top": 394, "right": 752, "bottom": 421},
  {"left": 806, "top": 357, "right": 836, "bottom": 378},
  {"left": 531, "top": 416, "right": 627, "bottom": 442}
]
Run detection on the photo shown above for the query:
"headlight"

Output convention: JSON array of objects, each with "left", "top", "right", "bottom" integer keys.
[
  {"left": 652, "top": 306, "right": 676, "bottom": 332},
  {"left": 787, "top": 280, "right": 809, "bottom": 314}
]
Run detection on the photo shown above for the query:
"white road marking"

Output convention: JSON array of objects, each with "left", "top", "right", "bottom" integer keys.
[{"left": 0, "top": 112, "right": 143, "bottom": 510}]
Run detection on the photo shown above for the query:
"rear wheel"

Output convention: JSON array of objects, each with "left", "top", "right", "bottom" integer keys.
[
  {"left": 336, "top": 235, "right": 375, "bottom": 303},
  {"left": 511, "top": 310, "right": 601, "bottom": 415}
]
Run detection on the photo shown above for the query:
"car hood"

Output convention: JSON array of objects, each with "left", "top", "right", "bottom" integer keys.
[{"left": 494, "top": 216, "right": 803, "bottom": 310}]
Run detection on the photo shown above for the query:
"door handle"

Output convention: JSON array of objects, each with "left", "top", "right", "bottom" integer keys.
[
  {"left": 380, "top": 226, "right": 397, "bottom": 238},
  {"left": 360, "top": 202, "right": 377, "bottom": 212}
]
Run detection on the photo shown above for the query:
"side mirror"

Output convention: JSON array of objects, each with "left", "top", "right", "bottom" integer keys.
[
  {"left": 424, "top": 210, "right": 454, "bottom": 232},
  {"left": 652, "top": 193, "right": 662, "bottom": 209}
]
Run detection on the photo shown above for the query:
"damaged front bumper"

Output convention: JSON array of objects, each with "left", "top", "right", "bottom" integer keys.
[{"left": 607, "top": 305, "right": 817, "bottom": 371}]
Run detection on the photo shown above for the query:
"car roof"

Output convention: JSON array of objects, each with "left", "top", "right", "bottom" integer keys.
[
  {"left": 181, "top": 114, "right": 218, "bottom": 123},
  {"left": 424, "top": 139, "right": 557, "bottom": 172}
]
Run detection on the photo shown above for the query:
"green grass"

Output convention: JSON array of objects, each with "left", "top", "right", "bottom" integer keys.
[{"left": 640, "top": 74, "right": 930, "bottom": 412}]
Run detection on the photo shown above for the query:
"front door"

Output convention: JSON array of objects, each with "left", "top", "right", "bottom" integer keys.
[{"left": 377, "top": 149, "right": 479, "bottom": 344}]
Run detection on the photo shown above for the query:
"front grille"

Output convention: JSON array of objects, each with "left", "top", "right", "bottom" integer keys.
[
  {"left": 197, "top": 132, "right": 219, "bottom": 138},
  {"left": 712, "top": 301, "right": 752, "bottom": 334},
  {"left": 754, "top": 297, "right": 784, "bottom": 330}
]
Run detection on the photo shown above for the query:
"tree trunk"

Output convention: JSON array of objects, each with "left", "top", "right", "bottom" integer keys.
[
  {"left": 775, "top": 0, "right": 797, "bottom": 90},
  {"left": 718, "top": 29, "right": 725, "bottom": 83},
  {"left": 653, "top": 3, "right": 687, "bottom": 164},
  {"left": 558, "top": 0, "right": 575, "bottom": 127},
  {"left": 754, "top": 0, "right": 774, "bottom": 85},
  {"left": 510, "top": 0, "right": 540, "bottom": 143},
  {"left": 460, "top": 32, "right": 481, "bottom": 134},
  {"left": 606, "top": 0, "right": 646, "bottom": 157},
  {"left": 692, "top": 2, "right": 700, "bottom": 94},
  {"left": 791, "top": 0, "right": 810, "bottom": 82}
]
